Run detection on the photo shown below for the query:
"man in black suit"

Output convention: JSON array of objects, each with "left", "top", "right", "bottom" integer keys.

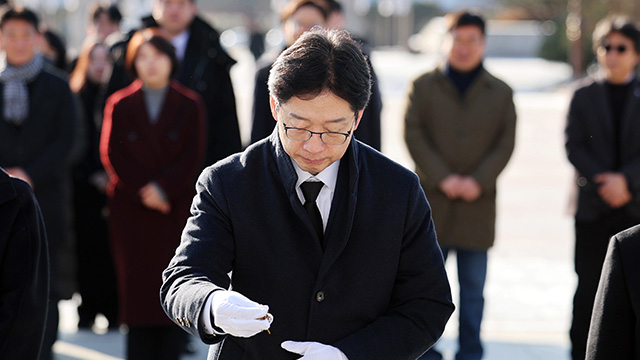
[
  {"left": 161, "top": 28, "right": 454, "bottom": 359},
  {"left": 0, "top": 168, "right": 49, "bottom": 359},
  {"left": 110, "top": 0, "right": 241, "bottom": 167},
  {"left": 0, "top": 7, "right": 78, "bottom": 359},
  {"left": 586, "top": 224, "right": 640, "bottom": 359},
  {"left": 565, "top": 15, "right": 640, "bottom": 360}
]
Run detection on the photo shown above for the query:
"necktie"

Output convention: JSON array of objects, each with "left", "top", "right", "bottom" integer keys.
[{"left": 300, "top": 181, "right": 324, "bottom": 247}]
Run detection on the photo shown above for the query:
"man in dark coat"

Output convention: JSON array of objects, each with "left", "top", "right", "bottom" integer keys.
[
  {"left": 0, "top": 8, "right": 77, "bottom": 360},
  {"left": 249, "top": 0, "right": 382, "bottom": 151},
  {"left": 586, "top": 224, "right": 640, "bottom": 360},
  {"left": 0, "top": 168, "right": 49, "bottom": 360},
  {"left": 565, "top": 16, "right": 640, "bottom": 360},
  {"left": 109, "top": 0, "right": 241, "bottom": 167},
  {"left": 161, "top": 28, "right": 453, "bottom": 360}
]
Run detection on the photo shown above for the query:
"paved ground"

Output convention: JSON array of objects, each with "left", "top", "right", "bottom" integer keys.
[{"left": 54, "top": 47, "right": 578, "bottom": 359}]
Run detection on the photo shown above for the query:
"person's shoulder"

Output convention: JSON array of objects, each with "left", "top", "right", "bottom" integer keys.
[
  {"left": 0, "top": 170, "right": 36, "bottom": 211},
  {"left": 412, "top": 67, "right": 441, "bottom": 85},
  {"left": 356, "top": 142, "right": 419, "bottom": 184},
  {"left": 482, "top": 69, "right": 514, "bottom": 94},
  {"left": 106, "top": 81, "right": 142, "bottom": 107},
  {"left": 570, "top": 76, "right": 600, "bottom": 96},
  {"left": 199, "top": 139, "right": 272, "bottom": 181},
  {"left": 613, "top": 224, "right": 640, "bottom": 250},
  {"left": 170, "top": 80, "right": 202, "bottom": 103},
  {"left": 39, "top": 64, "right": 70, "bottom": 87}
]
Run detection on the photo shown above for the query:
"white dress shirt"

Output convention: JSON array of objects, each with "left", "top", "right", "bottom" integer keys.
[{"left": 171, "top": 30, "right": 190, "bottom": 61}]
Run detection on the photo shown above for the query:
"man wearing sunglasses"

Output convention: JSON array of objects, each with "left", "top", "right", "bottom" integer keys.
[
  {"left": 161, "top": 28, "right": 454, "bottom": 359},
  {"left": 565, "top": 15, "right": 640, "bottom": 360}
]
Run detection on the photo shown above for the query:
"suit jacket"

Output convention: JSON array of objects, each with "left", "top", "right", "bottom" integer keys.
[
  {"left": 0, "top": 66, "right": 77, "bottom": 299},
  {"left": 0, "top": 168, "right": 49, "bottom": 359},
  {"left": 250, "top": 49, "right": 383, "bottom": 151},
  {"left": 404, "top": 65, "right": 516, "bottom": 249},
  {"left": 161, "top": 130, "right": 454, "bottom": 360},
  {"left": 565, "top": 77, "right": 640, "bottom": 221},
  {"left": 109, "top": 16, "right": 241, "bottom": 167},
  {"left": 101, "top": 79, "right": 206, "bottom": 326},
  {"left": 586, "top": 224, "right": 640, "bottom": 360}
]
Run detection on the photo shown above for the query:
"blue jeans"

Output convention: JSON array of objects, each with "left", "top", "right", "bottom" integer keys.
[{"left": 418, "top": 247, "right": 488, "bottom": 360}]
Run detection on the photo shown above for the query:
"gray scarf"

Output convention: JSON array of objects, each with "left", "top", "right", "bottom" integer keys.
[{"left": 0, "top": 53, "right": 44, "bottom": 125}]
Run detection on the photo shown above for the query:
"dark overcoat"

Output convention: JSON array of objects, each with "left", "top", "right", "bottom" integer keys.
[
  {"left": 161, "top": 130, "right": 454, "bottom": 360},
  {"left": 0, "top": 168, "right": 49, "bottom": 359},
  {"left": 565, "top": 77, "right": 640, "bottom": 221},
  {"left": 586, "top": 224, "right": 640, "bottom": 359},
  {"left": 0, "top": 67, "right": 77, "bottom": 298},
  {"left": 110, "top": 16, "right": 242, "bottom": 167},
  {"left": 100, "top": 80, "right": 206, "bottom": 326},
  {"left": 404, "top": 65, "right": 516, "bottom": 250}
]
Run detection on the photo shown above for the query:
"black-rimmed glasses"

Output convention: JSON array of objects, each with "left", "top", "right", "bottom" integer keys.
[{"left": 282, "top": 119, "right": 355, "bottom": 145}]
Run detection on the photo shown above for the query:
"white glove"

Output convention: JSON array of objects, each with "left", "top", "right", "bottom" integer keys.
[
  {"left": 210, "top": 290, "right": 273, "bottom": 338},
  {"left": 281, "top": 341, "right": 348, "bottom": 360}
]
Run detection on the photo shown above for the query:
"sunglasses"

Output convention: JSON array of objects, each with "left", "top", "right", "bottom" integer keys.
[{"left": 603, "top": 44, "right": 627, "bottom": 54}]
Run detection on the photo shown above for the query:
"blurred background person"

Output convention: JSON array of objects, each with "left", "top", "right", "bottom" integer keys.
[
  {"left": 68, "top": 37, "right": 119, "bottom": 331},
  {"left": 87, "top": 1, "right": 123, "bottom": 45},
  {"left": 564, "top": 15, "right": 640, "bottom": 360},
  {"left": 0, "top": 167, "right": 49, "bottom": 359},
  {"left": 110, "top": 0, "right": 240, "bottom": 168},
  {"left": 250, "top": 0, "right": 382, "bottom": 152},
  {"left": 0, "top": 7, "right": 78, "bottom": 360},
  {"left": 405, "top": 11, "right": 516, "bottom": 360},
  {"left": 100, "top": 28, "right": 206, "bottom": 360},
  {"left": 41, "top": 29, "right": 68, "bottom": 71},
  {"left": 249, "top": 0, "right": 327, "bottom": 147}
]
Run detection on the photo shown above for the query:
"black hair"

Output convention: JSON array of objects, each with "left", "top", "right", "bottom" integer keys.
[
  {"left": 90, "top": 3, "right": 122, "bottom": 24},
  {"left": 268, "top": 28, "right": 371, "bottom": 111},
  {"left": 326, "top": 0, "right": 343, "bottom": 14},
  {"left": 0, "top": 6, "right": 39, "bottom": 31},
  {"left": 446, "top": 10, "right": 485, "bottom": 36},
  {"left": 593, "top": 15, "right": 640, "bottom": 54}
]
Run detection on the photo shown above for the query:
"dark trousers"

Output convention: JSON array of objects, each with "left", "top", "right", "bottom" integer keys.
[
  {"left": 127, "top": 325, "right": 188, "bottom": 360},
  {"left": 570, "top": 209, "right": 639, "bottom": 360}
]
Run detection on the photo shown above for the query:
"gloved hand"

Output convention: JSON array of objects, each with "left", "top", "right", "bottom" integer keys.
[
  {"left": 281, "top": 341, "right": 348, "bottom": 360},
  {"left": 210, "top": 290, "right": 273, "bottom": 338}
]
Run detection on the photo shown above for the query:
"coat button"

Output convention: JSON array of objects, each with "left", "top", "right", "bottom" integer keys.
[
  {"left": 577, "top": 176, "right": 588, "bottom": 187},
  {"left": 196, "top": 81, "right": 207, "bottom": 91},
  {"left": 316, "top": 291, "right": 325, "bottom": 302}
]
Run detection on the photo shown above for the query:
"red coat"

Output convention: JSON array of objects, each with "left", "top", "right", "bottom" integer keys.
[{"left": 100, "top": 79, "right": 206, "bottom": 326}]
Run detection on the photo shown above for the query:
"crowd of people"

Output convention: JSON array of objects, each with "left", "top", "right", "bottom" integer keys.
[{"left": 1, "top": 0, "right": 640, "bottom": 359}]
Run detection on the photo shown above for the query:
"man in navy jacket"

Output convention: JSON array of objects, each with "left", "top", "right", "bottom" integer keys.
[{"left": 161, "top": 28, "right": 453, "bottom": 360}]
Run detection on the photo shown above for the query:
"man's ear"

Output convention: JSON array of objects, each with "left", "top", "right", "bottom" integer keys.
[
  {"left": 353, "top": 109, "right": 364, "bottom": 131},
  {"left": 269, "top": 95, "right": 279, "bottom": 122}
]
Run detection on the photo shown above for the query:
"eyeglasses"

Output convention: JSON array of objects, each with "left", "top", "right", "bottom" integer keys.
[
  {"left": 282, "top": 120, "right": 355, "bottom": 145},
  {"left": 603, "top": 44, "right": 627, "bottom": 54}
]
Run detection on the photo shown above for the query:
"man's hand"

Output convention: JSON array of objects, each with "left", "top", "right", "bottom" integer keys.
[
  {"left": 281, "top": 341, "right": 348, "bottom": 360},
  {"left": 594, "top": 172, "right": 632, "bottom": 209},
  {"left": 5, "top": 167, "right": 33, "bottom": 189},
  {"left": 458, "top": 177, "right": 482, "bottom": 202},
  {"left": 439, "top": 174, "right": 463, "bottom": 199},
  {"left": 139, "top": 182, "right": 171, "bottom": 214},
  {"left": 211, "top": 290, "right": 272, "bottom": 338}
]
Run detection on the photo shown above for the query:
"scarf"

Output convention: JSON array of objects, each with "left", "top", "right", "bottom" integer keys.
[{"left": 0, "top": 53, "right": 44, "bottom": 125}]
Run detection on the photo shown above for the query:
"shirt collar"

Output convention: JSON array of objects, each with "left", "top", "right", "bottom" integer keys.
[
  {"left": 171, "top": 30, "right": 191, "bottom": 61},
  {"left": 292, "top": 158, "right": 340, "bottom": 194}
]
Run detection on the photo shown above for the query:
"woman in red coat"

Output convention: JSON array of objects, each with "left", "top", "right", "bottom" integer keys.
[{"left": 100, "top": 28, "right": 206, "bottom": 360}]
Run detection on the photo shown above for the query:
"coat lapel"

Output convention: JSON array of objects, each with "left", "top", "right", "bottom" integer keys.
[
  {"left": 619, "top": 79, "right": 640, "bottom": 156},
  {"left": 594, "top": 80, "right": 615, "bottom": 143}
]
